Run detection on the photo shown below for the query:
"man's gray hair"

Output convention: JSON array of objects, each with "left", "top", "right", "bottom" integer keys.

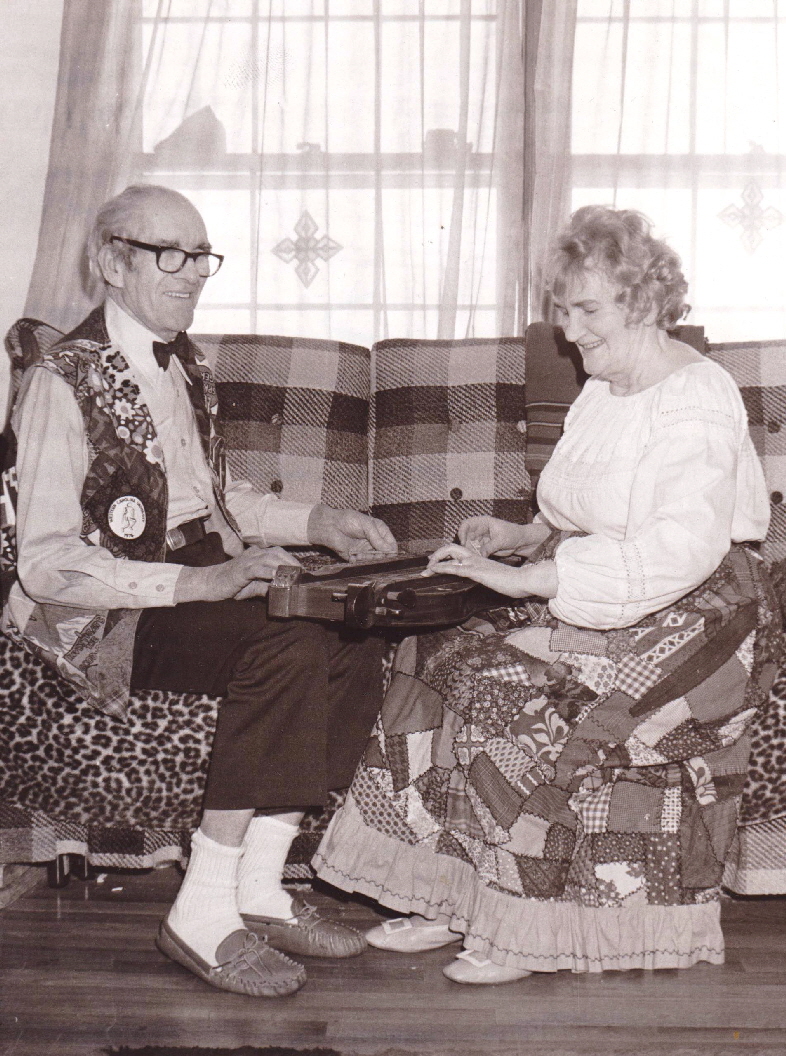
[{"left": 86, "top": 184, "right": 195, "bottom": 281}]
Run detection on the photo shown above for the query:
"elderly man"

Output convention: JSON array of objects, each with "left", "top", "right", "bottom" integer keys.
[{"left": 7, "top": 184, "right": 397, "bottom": 997}]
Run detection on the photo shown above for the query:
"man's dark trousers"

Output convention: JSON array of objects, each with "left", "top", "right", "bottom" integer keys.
[{"left": 131, "top": 533, "right": 385, "bottom": 810}]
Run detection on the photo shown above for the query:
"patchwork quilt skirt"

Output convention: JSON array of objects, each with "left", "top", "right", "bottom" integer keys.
[{"left": 315, "top": 544, "right": 782, "bottom": 973}]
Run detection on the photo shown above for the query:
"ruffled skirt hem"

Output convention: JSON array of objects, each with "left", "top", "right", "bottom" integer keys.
[{"left": 314, "top": 796, "right": 725, "bottom": 974}]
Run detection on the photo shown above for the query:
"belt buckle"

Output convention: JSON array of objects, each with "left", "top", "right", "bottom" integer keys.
[{"left": 166, "top": 525, "right": 187, "bottom": 551}]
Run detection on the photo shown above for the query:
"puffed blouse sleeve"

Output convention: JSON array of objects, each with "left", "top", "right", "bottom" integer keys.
[{"left": 544, "top": 364, "right": 769, "bottom": 629}]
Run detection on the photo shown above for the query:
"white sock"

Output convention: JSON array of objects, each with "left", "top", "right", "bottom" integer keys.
[
  {"left": 167, "top": 828, "right": 245, "bottom": 966},
  {"left": 237, "top": 814, "right": 299, "bottom": 920}
]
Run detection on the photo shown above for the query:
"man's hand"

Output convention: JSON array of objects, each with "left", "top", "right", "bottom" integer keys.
[
  {"left": 307, "top": 504, "right": 398, "bottom": 560},
  {"left": 173, "top": 546, "right": 301, "bottom": 605},
  {"left": 458, "top": 516, "right": 551, "bottom": 559}
]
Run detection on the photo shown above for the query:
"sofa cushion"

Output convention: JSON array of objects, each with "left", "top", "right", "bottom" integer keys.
[
  {"left": 704, "top": 339, "right": 786, "bottom": 566},
  {"left": 193, "top": 333, "right": 370, "bottom": 513},
  {"left": 3, "top": 325, "right": 371, "bottom": 514},
  {"left": 369, "top": 337, "right": 528, "bottom": 552}
]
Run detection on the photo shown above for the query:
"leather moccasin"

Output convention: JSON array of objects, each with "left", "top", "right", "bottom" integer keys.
[
  {"left": 156, "top": 920, "right": 306, "bottom": 996},
  {"left": 243, "top": 894, "right": 367, "bottom": 958},
  {"left": 365, "top": 916, "right": 463, "bottom": 953},
  {"left": 442, "top": 948, "right": 531, "bottom": 985}
]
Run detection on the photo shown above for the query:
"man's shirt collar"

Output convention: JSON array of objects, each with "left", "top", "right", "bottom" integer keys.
[{"left": 104, "top": 297, "right": 190, "bottom": 385}]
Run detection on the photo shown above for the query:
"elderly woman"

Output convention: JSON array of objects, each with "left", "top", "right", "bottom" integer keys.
[{"left": 314, "top": 206, "right": 781, "bottom": 984}]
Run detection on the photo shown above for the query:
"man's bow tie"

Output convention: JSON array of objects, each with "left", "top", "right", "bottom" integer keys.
[{"left": 152, "top": 330, "right": 190, "bottom": 371}]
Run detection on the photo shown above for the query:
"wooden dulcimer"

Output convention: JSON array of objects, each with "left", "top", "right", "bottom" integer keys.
[{"left": 267, "top": 551, "right": 514, "bottom": 630}]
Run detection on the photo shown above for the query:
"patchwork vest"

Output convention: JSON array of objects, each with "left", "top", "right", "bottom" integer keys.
[{"left": 4, "top": 306, "right": 237, "bottom": 721}]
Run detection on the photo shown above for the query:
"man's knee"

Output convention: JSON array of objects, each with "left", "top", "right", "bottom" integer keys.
[{"left": 232, "top": 616, "right": 331, "bottom": 685}]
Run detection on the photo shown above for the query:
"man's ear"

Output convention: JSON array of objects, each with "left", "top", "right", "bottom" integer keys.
[{"left": 97, "top": 243, "right": 126, "bottom": 290}]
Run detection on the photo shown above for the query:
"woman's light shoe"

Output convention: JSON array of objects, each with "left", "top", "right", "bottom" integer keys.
[
  {"left": 442, "top": 948, "right": 532, "bottom": 985},
  {"left": 366, "top": 916, "right": 463, "bottom": 953}
]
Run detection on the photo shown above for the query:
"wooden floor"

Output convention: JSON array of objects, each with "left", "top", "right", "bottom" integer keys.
[{"left": 3, "top": 867, "right": 786, "bottom": 1056}]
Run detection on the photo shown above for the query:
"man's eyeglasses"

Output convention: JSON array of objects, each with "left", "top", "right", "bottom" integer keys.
[{"left": 110, "top": 236, "right": 224, "bottom": 278}]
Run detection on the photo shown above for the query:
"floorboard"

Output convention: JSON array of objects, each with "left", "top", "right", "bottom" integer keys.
[{"left": 2, "top": 866, "right": 786, "bottom": 1056}]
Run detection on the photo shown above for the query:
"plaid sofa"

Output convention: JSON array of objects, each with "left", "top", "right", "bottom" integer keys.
[
  {"left": 0, "top": 322, "right": 526, "bottom": 883},
  {"left": 2, "top": 319, "right": 786, "bottom": 893}
]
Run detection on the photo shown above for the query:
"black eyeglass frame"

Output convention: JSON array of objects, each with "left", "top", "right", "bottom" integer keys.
[{"left": 110, "top": 236, "right": 224, "bottom": 277}]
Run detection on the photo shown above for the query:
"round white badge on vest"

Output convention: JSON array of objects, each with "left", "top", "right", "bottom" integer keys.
[{"left": 108, "top": 495, "right": 146, "bottom": 540}]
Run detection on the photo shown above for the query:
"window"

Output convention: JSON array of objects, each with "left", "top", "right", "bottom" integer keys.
[
  {"left": 137, "top": 0, "right": 505, "bottom": 344},
  {"left": 571, "top": 0, "right": 786, "bottom": 341}
]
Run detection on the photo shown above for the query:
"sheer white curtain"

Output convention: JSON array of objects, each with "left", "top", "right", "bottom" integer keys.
[
  {"left": 526, "top": 0, "right": 577, "bottom": 321},
  {"left": 26, "top": 0, "right": 530, "bottom": 345},
  {"left": 24, "top": 0, "right": 143, "bottom": 332},
  {"left": 568, "top": 0, "right": 786, "bottom": 342},
  {"left": 30, "top": 3, "right": 779, "bottom": 344}
]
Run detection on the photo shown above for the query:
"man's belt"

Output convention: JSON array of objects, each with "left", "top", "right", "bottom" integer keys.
[{"left": 165, "top": 516, "right": 208, "bottom": 552}]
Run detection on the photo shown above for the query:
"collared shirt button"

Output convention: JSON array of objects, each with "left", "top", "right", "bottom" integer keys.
[
  {"left": 156, "top": 583, "right": 166, "bottom": 592},
  {"left": 516, "top": 420, "right": 526, "bottom": 433},
  {"left": 128, "top": 581, "right": 138, "bottom": 589},
  {"left": 181, "top": 437, "right": 187, "bottom": 447}
]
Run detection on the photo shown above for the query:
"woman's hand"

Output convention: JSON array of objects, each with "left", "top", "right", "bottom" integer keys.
[
  {"left": 423, "top": 543, "right": 556, "bottom": 599},
  {"left": 457, "top": 517, "right": 551, "bottom": 558}
]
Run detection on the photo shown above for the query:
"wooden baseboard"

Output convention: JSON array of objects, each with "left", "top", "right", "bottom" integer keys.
[{"left": 0, "top": 864, "right": 44, "bottom": 909}]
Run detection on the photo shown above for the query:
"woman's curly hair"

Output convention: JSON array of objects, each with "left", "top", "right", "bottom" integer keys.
[{"left": 547, "top": 205, "right": 690, "bottom": 330}]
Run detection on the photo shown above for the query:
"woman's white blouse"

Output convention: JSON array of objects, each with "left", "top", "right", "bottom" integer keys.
[{"left": 536, "top": 360, "right": 770, "bottom": 629}]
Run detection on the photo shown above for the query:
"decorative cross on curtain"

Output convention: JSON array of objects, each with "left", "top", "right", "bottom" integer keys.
[{"left": 272, "top": 212, "right": 342, "bottom": 289}]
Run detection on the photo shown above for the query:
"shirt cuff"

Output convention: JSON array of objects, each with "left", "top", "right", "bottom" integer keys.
[
  {"left": 72, "top": 558, "right": 183, "bottom": 607},
  {"left": 247, "top": 500, "right": 315, "bottom": 548}
]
